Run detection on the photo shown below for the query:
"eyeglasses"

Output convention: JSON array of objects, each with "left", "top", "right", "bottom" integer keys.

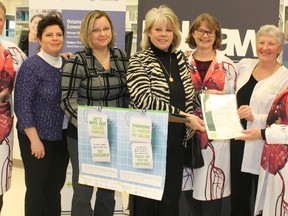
[
  {"left": 195, "top": 29, "right": 215, "bottom": 37},
  {"left": 91, "top": 27, "right": 111, "bottom": 34}
]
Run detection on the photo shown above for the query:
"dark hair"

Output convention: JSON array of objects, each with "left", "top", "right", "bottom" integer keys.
[
  {"left": 30, "top": 14, "right": 45, "bottom": 23},
  {"left": 37, "top": 15, "right": 65, "bottom": 39},
  {"left": 47, "top": 10, "right": 62, "bottom": 19}
]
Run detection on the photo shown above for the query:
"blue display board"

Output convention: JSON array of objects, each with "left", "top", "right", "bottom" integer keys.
[{"left": 78, "top": 106, "right": 169, "bottom": 200}]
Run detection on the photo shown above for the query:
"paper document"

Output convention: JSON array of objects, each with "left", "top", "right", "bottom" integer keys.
[{"left": 200, "top": 94, "right": 244, "bottom": 139}]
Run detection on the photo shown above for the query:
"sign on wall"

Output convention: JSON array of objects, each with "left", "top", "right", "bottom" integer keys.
[
  {"left": 137, "top": 0, "right": 280, "bottom": 61},
  {"left": 28, "top": 0, "right": 126, "bottom": 56}
]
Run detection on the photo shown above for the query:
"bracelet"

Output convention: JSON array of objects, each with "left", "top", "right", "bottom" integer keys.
[{"left": 261, "top": 129, "right": 266, "bottom": 140}]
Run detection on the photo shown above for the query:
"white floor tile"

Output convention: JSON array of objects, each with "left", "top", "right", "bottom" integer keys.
[
  {"left": 2, "top": 165, "right": 25, "bottom": 216},
  {"left": 0, "top": 164, "right": 128, "bottom": 216}
]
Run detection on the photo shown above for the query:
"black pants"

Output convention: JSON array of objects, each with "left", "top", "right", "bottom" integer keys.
[
  {"left": 184, "top": 190, "right": 231, "bottom": 216},
  {"left": 231, "top": 139, "right": 258, "bottom": 216},
  {"left": 66, "top": 134, "right": 115, "bottom": 216},
  {"left": 179, "top": 191, "right": 192, "bottom": 216},
  {"left": 18, "top": 131, "right": 69, "bottom": 216},
  {"left": 0, "top": 194, "right": 3, "bottom": 212}
]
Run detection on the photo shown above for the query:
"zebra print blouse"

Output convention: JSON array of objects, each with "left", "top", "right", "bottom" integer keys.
[{"left": 126, "top": 47, "right": 196, "bottom": 144}]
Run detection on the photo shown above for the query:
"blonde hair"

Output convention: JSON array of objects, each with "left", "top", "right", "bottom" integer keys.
[
  {"left": 141, "top": 5, "right": 181, "bottom": 52},
  {"left": 256, "top": 24, "right": 284, "bottom": 46},
  {"left": 79, "top": 10, "right": 116, "bottom": 48},
  {"left": 0, "top": 2, "right": 6, "bottom": 16}
]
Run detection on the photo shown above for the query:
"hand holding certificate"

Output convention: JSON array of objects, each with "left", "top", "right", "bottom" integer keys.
[
  {"left": 169, "top": 113, "right": 206, "bottom": 132},
  {"left": 200, "top": 94, "right": 244, "bottom": 139},
  {"left": 169, "top": 113, "right": 190, "bottom": 123}
]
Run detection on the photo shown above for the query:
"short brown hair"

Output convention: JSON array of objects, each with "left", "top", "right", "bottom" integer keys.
[{"left": 186, "top": 13, "right": 222, "bottom": 49}]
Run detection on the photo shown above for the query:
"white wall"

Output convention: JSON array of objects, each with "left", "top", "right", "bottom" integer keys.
[{"left": 2, "top": 0, "right": 29, "bottom": 14}]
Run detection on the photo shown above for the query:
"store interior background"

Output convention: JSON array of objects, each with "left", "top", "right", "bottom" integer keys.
[
  {"left": 1, "top": 0, "right": 138, "bottom": 163},
  {"left": 2, "top": 0, "right": 138, "bottom": 58},
  {"left": 1, "top": 0, "right": 286, "bottom": 215},
  {"left": 0, "top": 1, "right": 138, "bottom": 215}
]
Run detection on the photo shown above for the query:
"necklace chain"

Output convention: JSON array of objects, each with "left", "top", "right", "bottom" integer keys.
[
  {"left": 93, "top": 50, "right": 110, "bottom": 65},
  {"left": 100, "top": 55, "right": 110, "bottom": 65},
  {"left": 156, "top": 55, "right": 174, "bottom": 82}
]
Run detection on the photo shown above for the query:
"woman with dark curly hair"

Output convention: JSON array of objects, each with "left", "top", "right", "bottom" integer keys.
[{"left": 14, "top": 16, "right": 69, "bottom": 216}]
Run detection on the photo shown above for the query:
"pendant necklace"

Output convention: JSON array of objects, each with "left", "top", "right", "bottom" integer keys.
[{"left": 156, "top": 55, "right": 174, "bottom": 82}]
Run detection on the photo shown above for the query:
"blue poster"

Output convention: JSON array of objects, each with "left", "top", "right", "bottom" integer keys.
[{"left": 77, "top": 106, "right": 169, "bottom": 200}]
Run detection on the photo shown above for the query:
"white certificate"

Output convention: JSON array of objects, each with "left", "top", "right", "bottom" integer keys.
[{"left": 200, "top": 94, "right": 244, "bottom": 139}]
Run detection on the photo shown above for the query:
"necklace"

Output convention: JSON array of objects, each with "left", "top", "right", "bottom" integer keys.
[
  {"left": 93, "top": 50, "right": 110, "bottom": 65},
  {"left": 100, "top": 53, "right": 110, "bottom": 65},
  {"left": 156, "top": 55, "right": 174, "bottom": 82}
]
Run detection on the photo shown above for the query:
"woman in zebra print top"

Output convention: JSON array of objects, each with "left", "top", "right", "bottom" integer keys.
[{"left": 126, "top": 5, "right": 205, "bottom": 216}]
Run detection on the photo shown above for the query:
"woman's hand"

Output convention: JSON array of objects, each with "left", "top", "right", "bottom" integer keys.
[
  {"left": 237, "top": 105, "right": 254, "bottom": 122},
  {"left": 235, "top": 128, "right": 261, "bottom": 140},
  {"left": 30, "top": 139, "right": 45, "bottom": 159},
  {"left": 60, "top": 52, "right": 73, "bottom": 60},
  {"left": 24, "top": 127, "right": 45, "bottom": 159},
  {"left": 184, "top": 113, "right": 206, "bottom": 132},
  {"left": 184, "top": 50, "right": 192, "bottom": 58},
  {"left": 0, "top": 88, "right": 9, "bottom": 103}
]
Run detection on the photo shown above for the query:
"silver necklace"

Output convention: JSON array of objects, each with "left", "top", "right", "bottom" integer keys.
[
  {"left": 100, "top": 53, "right": 110, "bottom": 65},
  {"left": 93, "top": 50, "right": 110, "bottom": 65},
  {"left": 156, "top": 55, "right": 174, "bottom": 82}
]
